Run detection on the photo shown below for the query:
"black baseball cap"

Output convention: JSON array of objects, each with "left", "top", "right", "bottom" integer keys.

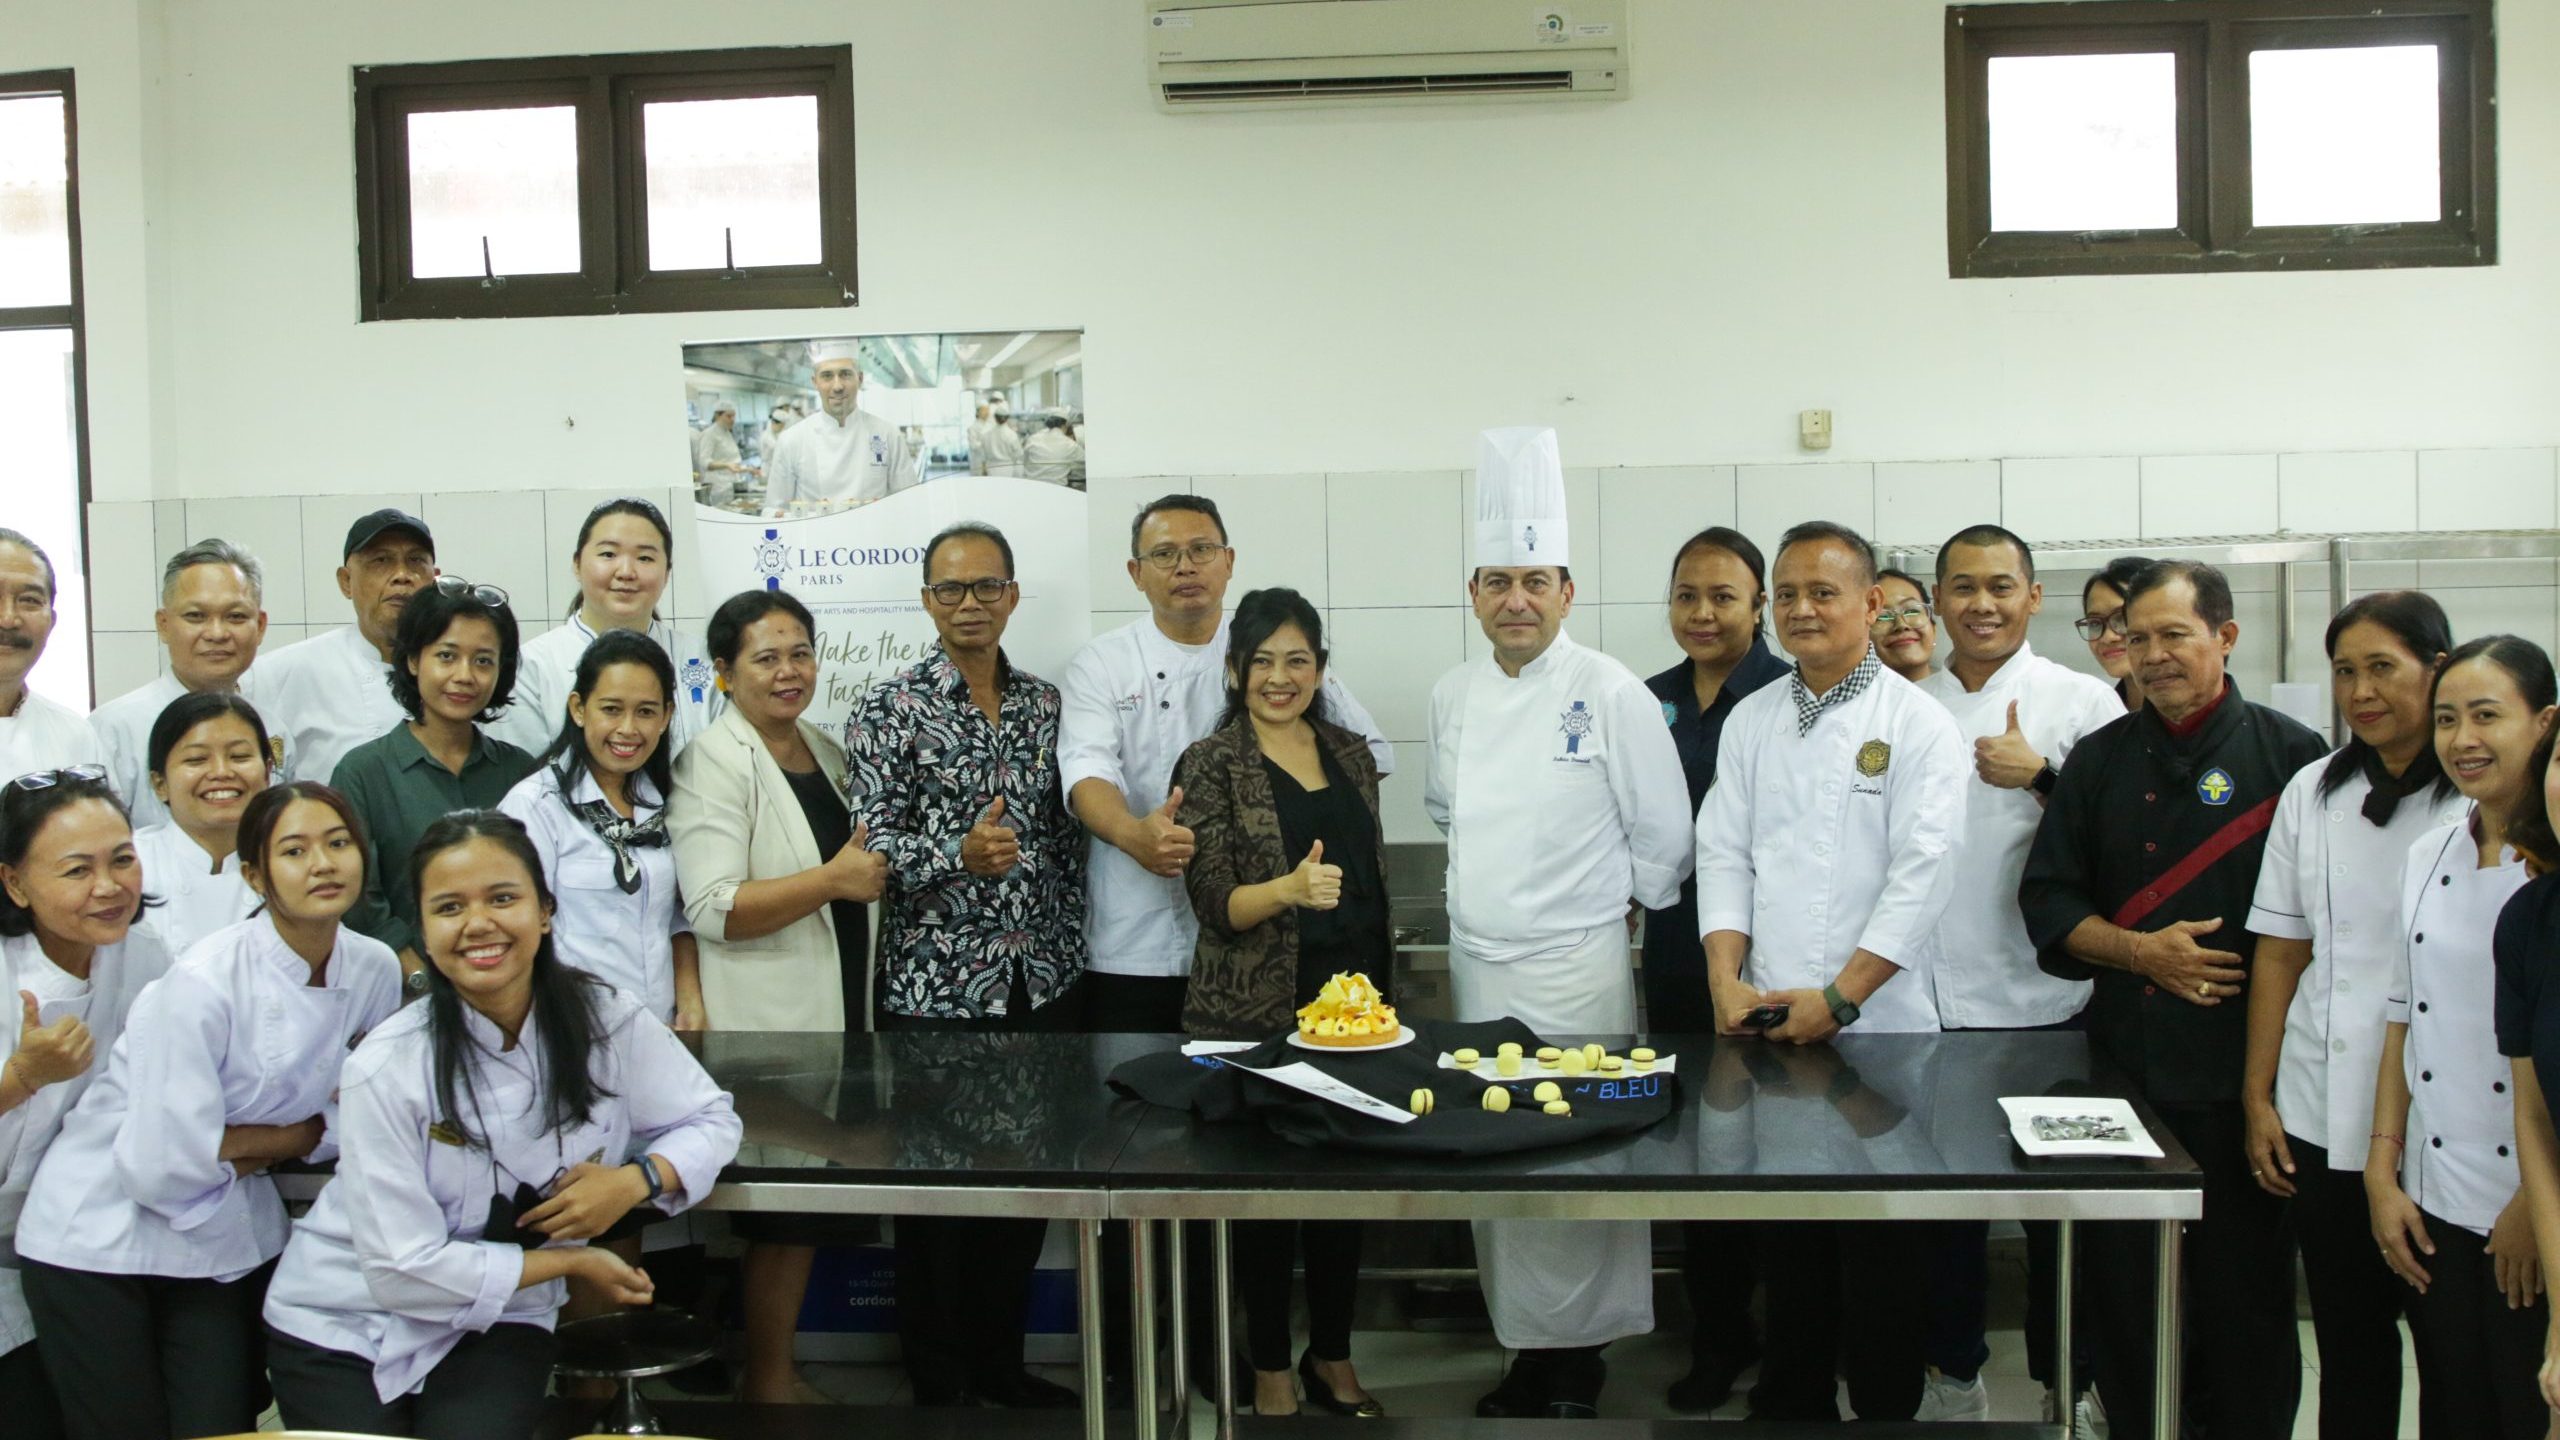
[{"left": 342, "top": 508, "right": 435, "bottom": 560}]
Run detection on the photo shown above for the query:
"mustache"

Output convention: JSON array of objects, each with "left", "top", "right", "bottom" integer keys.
[{"left": 0, "top": 634, "right": 32, "bottom": 651}]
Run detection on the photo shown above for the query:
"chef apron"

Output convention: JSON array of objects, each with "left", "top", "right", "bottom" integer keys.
[{"left": 1450, "top": 921, "right": 1654, "bottom": 1350}]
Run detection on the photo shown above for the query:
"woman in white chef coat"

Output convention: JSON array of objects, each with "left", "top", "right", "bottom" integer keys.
[
  {"left": 261, "top": 810, "right": 741, "bottom": 1439},
  {"left": 490, "top": 498, "right": 709, "bottom": 760},
  {"left": 131, "top": 691, "right": 270, "bottom": 958},
  {"left": 0, "top": 768, "right": 169, "bottom": 1440},
  {"left": 16, "top": 780, "right": 401, "bottom": 1439},
  {"left": 2242, "top": 591, "right": 2462, "bottom": 1434},
  {"left": 2368, "top": 635, "right": 2557, "bottom": 1438}
]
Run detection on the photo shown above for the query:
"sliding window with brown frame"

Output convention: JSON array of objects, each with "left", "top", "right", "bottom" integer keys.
[{"left": 1945, "top": 0, "right": 2495, "bottom": 278}]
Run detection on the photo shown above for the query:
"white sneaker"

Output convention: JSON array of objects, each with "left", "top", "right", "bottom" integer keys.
[
  {"left": 2074, "top": 1387, "right": 2111, "bottom": 1440},
  {"left": 1914, "top": 1371, "right": 1991, "bottom": 1421}
]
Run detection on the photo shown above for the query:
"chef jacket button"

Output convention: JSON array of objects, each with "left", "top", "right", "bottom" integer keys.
[
  {"left": 2332, "top": 1038, "right": 2347, "bottom": 1054},
  {"left": 2144, "top": 842, "right": 2157, "bottom": 853},
  {"left": 1160, "top": 701, "right": 1170, "bottom": 709},
  {"left": 1813, "top": 843, "right": 1830, "bottom": 857},
  {"left": 2333, "top": 865, "right": 2348, "bottom": 878},
  {"left": 2336, "top": 979, "right": 2349, "bottom": 993},
  {"left": 2330, "top": 810, "right": 2346, "bottom": 823},
  {"left": 1156, "top": 671, "right": 1165, "bottom": 680},
  {"left": 2338, "top": 922, "right": 2354, "bottom": 937},
  {"left": 2421, "top": 1071, "right": 2431, "bottom": 1082},
  {"left": 2496, "top": 1081, "right": 2508, "bottom": 1094},
  {"left": 2415, "top": 934, "right": 2424, "bottom": 944},
  {"left": 2500, "top": 1145, "right": 2511, "bottom": 1157},
  {"left": 2144, "top": 985, "right": 2157, "bottom": 996},
  {"left": 2430, "top": 1136, "right": 2442, "bottom": 1149},
  {"left": 2418, "top": 1002, "right": 2429, "bottom": 1013},
  {"left": 2145, "top": 792, "right": 2157, "bottom": 802},
  {"left": 2441, "top": 875, "right": 2451, "bottom": 886},
  {"left": 2142, "top": 890, "right": 2158, "bottom": 903}
]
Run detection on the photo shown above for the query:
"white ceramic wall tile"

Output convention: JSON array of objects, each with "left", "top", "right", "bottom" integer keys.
[
  {"left": 299, "top": 494, "right": 422, "bottom": 636},
  {"left": 1328, "top": 471, "right": 1461, "bottom": 609},
  {"left": 2434, "top": 587, "right": 2560, "bottom": 656},
  {"left": 84, "top": 502, "right": 161, "bottom": 632},
  {"left": 2001, "top": 458, "right": 2140, "bottom": 544},
  {"left": 2280, "top": 451, "right": 2417, "bottom": 534},
  {"left": 1080, "top": 476, "right": 1179, "bottom": 614},
  {"left": 2139, "top": 455, "right": 2279, "bottom": 539},
  {"left": 88, "top": 630, "right": 162, "bottom": 700},
  {"left": 1190, "top": 474, "right": 1329, "bottom": 607},
  {"left": 184, "top": 496, "right": 308, "bottom": 625},
  {"left": 1595, "top": 602, "right": 1681, "bottom": 683},
  {"left": 1375, "top": 746, "right": 1439, "bottom": 846},
  {"left": 151, "top": 500, "right": 186, "bottom": 568},
  {"left": 2417, "top": 448, "right": 2558, "bottom": 531},
  {"left": 1325, "top": 608, "right": 1463, "bottom": 744},
  {"left": 1874, "top": 461, "right": 2001, "bottom": 550},
  {"left": 2224, "top": 587, "right": 2283, "bottom": 702},
  {"left": 1596, "top": 466, "right": 1736, "bottom": 609},
  {"left": 422, "top": 491, "right": 552, "bottom": 640},
  {"left": 1734, "top": 463, "right": 1875, "bottom": 554}
]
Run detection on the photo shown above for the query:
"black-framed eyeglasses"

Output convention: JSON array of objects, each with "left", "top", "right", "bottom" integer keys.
[
  {"left": 925, "top": 578, "right": 1015, "bottom": 606},
  {"left": 2073, "top": 611, "right": 2128, "bottom": 642},
  {"left": 1135, "top": 540, "right": 1228, "bottom": 571},
  {"left": 433, "top": 575, "right": 510, "bottom": 608},
  {"left": 8, "top": 763, "right": 109, "bottom": 793}
]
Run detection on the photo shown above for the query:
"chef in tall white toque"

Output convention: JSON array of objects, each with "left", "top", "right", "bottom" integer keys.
[{"left": 762, "top": 339, "right": 919, "bottom": 511}]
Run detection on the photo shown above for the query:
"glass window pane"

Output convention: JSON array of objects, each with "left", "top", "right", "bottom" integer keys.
[
  {"left": 0, "top": 96, "right": 72, "bottom": 308},
  {"left": 0, "top": 328, "right": 88, "bottom": 708},
  {"left": 643, "top": 95, "right": 822, "bottom": 271},
  {"left": 405, "top": 106, "right": 582, "bottom": 279},
  {"left": 2250, "top": 45, "right": 2440, "bottom": 227},
  {"left": 1987, "top": 52, "right": 2180, "bottom": 232}
]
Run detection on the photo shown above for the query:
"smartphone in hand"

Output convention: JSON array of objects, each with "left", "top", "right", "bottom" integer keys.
[{"left": 1742, "top": 1002, "right": 1791, "bottom": 1031}]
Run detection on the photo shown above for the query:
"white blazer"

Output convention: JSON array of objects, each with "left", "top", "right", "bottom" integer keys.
[{"left": 670, "top": 705, "right": 849, "bottom": 1032}]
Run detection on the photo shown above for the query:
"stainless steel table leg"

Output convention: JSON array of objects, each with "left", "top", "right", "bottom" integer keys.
[
  {"left": 1134, "top": 1219, "right": 1160, "bottom": 1440},
  {"left": 1078, "top": 1219, "right": 1107, "bottom": 1440},
  {"left": 2055, "top": 1218, "right": 2075, "bottom": 1421},
  {"left": 1214, "top": 1219, "right": 1237, "bottom": 1440},
  {"left": 1168, "top": 1220, "right": 1191, "bottom": 1436},
  {"left": 2153, "top": 1218, "right": 2183, "bottom": 1440}
]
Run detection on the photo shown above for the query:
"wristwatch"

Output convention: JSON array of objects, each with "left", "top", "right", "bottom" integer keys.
[
  {"left": 1821, "top": 981, "right": 1861, "bottom": 1029},
  {"left": 2031, "top": 760, "right": 2059, "bottom": 796}
]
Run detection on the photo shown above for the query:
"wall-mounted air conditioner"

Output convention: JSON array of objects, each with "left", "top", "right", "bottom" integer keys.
[{"left": 1146, "top": 0, "right": 1630, "bottom": 110}]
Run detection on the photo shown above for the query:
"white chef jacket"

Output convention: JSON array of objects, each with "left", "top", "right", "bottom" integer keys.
[
  {"left": 1059, "top": 614, "right": 1391, "bottom": 978},
  {"left": 132, "top": 822, "right": 261, "bottom": 961},
  {"left": 262, "top": 989, "right": 742, "bottom": 1402},
  {"left": 251, "top": 625, "right": 406, "bottom": 785},
  {"left": 965, "top": 419, "right": 996, "bottom": 476},
  {"left": 1022, "top": 431, "right": 1083, "bottom": 485},
  {"left": 764, "top": 408, "right": 919, "bottom": 509},
  {"left": 17, "top": 917, "right": 401, "bottom": 1283},
  {"left": 1696, "top": 666, "right": 1969, "bottom": 1034},
  {"left": 1918, "top": 645, "right": 2126, "bottom": 1029},
  {"left": 0, "top": 688, "right": 101, "bottom": 785},
  {"left": 1425, "top": 631, "right": 1691, "bottom": 962},
  {"left": 484, "top": 615, "right": 716, "bottom": 761},
  {"left": 691, "top": 423, "right": 741, "bottom": 476},
  {"left": 0, "top": 929, "right": 168, "bottom": 1353},
  {"left": 499, "top": 764, "right": 689, "bottom": 1023},
  {"left": 2389, "top": 817, "right": 2533, "bottom": 1236},
  {"left": 90, "top": 673, "right": 184, "bottom": 829},
  {"left": 2248, "top": 758, "right": 2470, "bottom": 1159},
  {"left": 980, "top": 422, "right": 1025, "bottom": 479}
]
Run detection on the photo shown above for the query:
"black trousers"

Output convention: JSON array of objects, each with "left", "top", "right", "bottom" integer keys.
[
  {"left": 2084, "top": 1101, "right": 2301, "bottom": 1439},
  {"left": 2288, "top": 1136, "right": 2406, "bottom": 1440},
  {"left": 20, "top": 1257, "right": 271, "bottom": 1440},
  {"left": 1675, "top": 1221, "right": 1761, "bottom": 1363},
  {"left": 2403, "top": 1205, "right": 2545, "bottom": 1440},
  {"left": 1747, "top": 1220, "right": 1927, "bottom": 1422},
  {"left": 1231, "top": 1220, "right": 1362, "bottom": 1373},
  {"left": 0, "top": 1339, "right": 67, "bottom": 1440},
  {"left": 266, "top": 1321, "right": 558, "bottom": 1439},
  {"left": 1081, "top": 971, "right": 1219, "bottom": 1391}
]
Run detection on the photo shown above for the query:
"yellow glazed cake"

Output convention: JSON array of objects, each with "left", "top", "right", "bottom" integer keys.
[{"left": 1294, "top": 972, "right": 1402, "bottom": 1049}]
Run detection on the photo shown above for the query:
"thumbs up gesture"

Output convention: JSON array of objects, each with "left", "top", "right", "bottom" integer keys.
[
  {"left": 1974, "top": 699, "right": 2047, "bottom": 791},
  {"left": 963, "top": 796, "right": 1022, "bottom": 877},
  {"left": 826, "top": 819, "right": 890, "bottom": 902},
  {"left": 1131, "top": 786, "right": 1196, "bottom": 879},
  {"left": 9, "top": 989, "right": 95, "bottom": 1093},
  {"left": 1287, "top": 839, "right": 1344, "bottom": 911}
]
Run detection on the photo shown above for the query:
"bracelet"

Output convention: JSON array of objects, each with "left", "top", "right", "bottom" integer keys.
[{"left": 2370, "top": 1132, "right": 2405, "bottom": 1149}]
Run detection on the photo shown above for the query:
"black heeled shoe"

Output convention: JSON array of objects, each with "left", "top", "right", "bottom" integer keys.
[{"left": 1299, "top": 1350, "right": 1385, "bottom": 1418}]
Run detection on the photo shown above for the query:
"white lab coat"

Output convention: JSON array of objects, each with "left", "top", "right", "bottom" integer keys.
[
  {"left": 1057, "top": 615, "right": 1391, "bottom": 979},
  {"left": 484, "top": 615, "right": 716, "bottom": 761},
  {"left": 1696, "top": 666, "right": 1969, "bottom": 1034},
  {"left": 965, "top": 418, "right": 997, "bottom": 476},
  {"left": 18, "top": 918, "right": 399, "bottom": 1282},
  {"left": 2390, "top": 817, "right": 2532, "bottom": 1236},
  {"left": 2248, "top": 758, "right": 2470, "bottom": 1161},
  {"left": 981, "top": 421, "right": 1025, "bottom": 478},
  {"left": 0, "top": 689, "right": 100, "bottom": 785},
  {"left": 1022, "top": 430, "right": 1083, "bottom": 484},
  {"left": 0, "top": 929, "right": 168, "bottom": 1354},
  {"left": 89, "top": 673, "right": 184, "bottom": 829},
  {"left": 131, "top": 822, "right": 261, "bottom": 961},
  {"left": 1918, "top": 645, "right": 2125, "bottom": 1028},
  {"left": 500, "top": 765, "right": 689, "bottom": 1023},
  {"left": 261, "top": 989, "right": 742, "bottom": 1402},
  {"left": 251, "top": 625, "right": 407, "bottom": 785},
  {"left": 691, "top": 423, "right": 741, "bottom": 477},
  {"left": 764, "top": 408, "right": 919, "bottom": 509}
]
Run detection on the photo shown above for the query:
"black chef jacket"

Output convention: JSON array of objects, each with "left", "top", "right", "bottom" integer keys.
[
  {"left": 1641, "top": 637, "right": 1791, "bottom": 1023},
  {"left": 2020, "top": 681, "right": 2327, "bottom": 1106}
]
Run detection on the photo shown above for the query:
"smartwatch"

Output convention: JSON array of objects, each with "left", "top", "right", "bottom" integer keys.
[
  {"left": 1821, "top": 981, "right": 1861, "bottom": 1029},
  {"left": 2031, "top": 760, "right": 2059, "bottom": 797},
  {"left": 631, "top": 1157, "right": 666, "bottom": 1203}
]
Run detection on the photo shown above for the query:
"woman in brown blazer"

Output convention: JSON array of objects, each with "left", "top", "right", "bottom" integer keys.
[{"left": 1172, "top": 587, "right": 1391, "bottom": 1417}]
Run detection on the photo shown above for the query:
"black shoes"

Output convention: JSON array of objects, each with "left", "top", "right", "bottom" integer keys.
[
  {"left": 971, "top": 1370, "right": 1080, "bottom": 1409},
  {"left": 1298, "top": 1350, "right": 1384, "bottom": 1417},
  {"left": 1476, "top": 1350, "right": 1551, "bottom": 1418},
  {"left": 1478, "top": 1347, "right": 1606, "bottom": 1419},
  {"left": 1666, "top": 1343, "right": 1761, "bottom": 1414}
]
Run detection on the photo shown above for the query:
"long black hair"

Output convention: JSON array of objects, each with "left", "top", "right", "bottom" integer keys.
[
  {"left": 1220, "top": 587, "right": 1333, "bottom": 731},
  {"left": 146, "top": 690, "right": 272, "bottom": 785},
  {"left": 234, "top": 780, "right": 369, "bottom": 914},
  {"left": 2514, "top": 723, "right": 2559, "bottom": 875},
  {"left": 566, "top": 498, "right": 675, "bottom": 619},
  {"left": 536, "top": 629, "right": 677, "bottom": 803},
  {"left": 2316, "top": 590, "right": 2456, "bottom": 807},
  {"left": 0, "top": 769, "right": 149, "bottom": 938},
  {"left": 389, "top": 580, "right": 522, "bottom": 723},
  {"left": 408, "top": 810, "right": 613, "bottom": 1146},
  {"left": 2433, "top": 636, "right": 2559, "bottom": 861}
]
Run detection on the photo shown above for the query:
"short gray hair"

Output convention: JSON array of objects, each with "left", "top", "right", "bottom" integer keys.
[
  {"left": 161, "top": 538, "right": 264, "bottom": 607},
  {"left": 0, "top": 528, "right": 55, "bottom": 601}
]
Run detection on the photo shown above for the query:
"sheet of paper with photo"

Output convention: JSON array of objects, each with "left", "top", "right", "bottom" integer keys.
[
  {"left": 1223, "top": 1057, "right": 1418, "bottom": 1125},
  {"left": 1998, "top": 1096, "right": 2165, "bottom": 1159}
]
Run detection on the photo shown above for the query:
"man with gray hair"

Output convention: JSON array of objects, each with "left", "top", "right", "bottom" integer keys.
[
  {"left": 90, "top": 538, "right": 274, "bottom": 827},
  {"left": 0, "top": 528, "right": 103, "bottom": 783}
]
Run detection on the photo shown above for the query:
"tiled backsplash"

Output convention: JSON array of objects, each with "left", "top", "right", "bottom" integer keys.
[{"left": 86, "top": 449, "right": 2560, "bottom": 845}]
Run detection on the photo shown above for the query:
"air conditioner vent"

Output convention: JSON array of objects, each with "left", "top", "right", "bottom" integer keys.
[
  {"left": 1148, "top": 0, "right": 1628, "bottom": 111},
  {"left": 1164, "top": 69, "right": 1577, "bottom": 104}
]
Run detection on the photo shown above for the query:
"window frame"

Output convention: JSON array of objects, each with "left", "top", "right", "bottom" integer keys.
[
  {"left": 1945, "top": 0, "right": 2495, "bottom": 279},
  {"left": 354, "top": 45, "right": 856, "bottom": 321},
  {"left": 0, "top": 68, "right": 93, "bottom": 693}
]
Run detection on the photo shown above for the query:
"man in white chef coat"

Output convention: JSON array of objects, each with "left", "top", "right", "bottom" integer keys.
[
  {"left": 1695, "top": 519, "right": 1968, "bottom": 1423},
  {"left": 249, "top": 509, "right": 435, "bottom": 786},
  {"left": 0, "top": 529, "right": 103, "bottom": 784},
  {"left": 1423, "top": 427, "right": 1692, "bottom": 1420},
  {"left": 763, "top": 341, "right": 919, "bottom": 511},
  {"left": 88, "top": 539, "right": 275, "bottom": 828},
  {"left": 1021, "top": 417, "right": 1083, "bottom": 485}
]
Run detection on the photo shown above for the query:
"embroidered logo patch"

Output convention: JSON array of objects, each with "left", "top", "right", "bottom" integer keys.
[
  {"left": 1558, "top": 700, "right": 1595, "bottom": 756},
  {"left": 2197, "top": 768, "right": 2235, "bottom": 806},
  {"left": 1856, "top": 739, "right": 1892, "bottom": 777},
  {"left": 1662, "top": 701, "right": 1678, "bottom": 727}
]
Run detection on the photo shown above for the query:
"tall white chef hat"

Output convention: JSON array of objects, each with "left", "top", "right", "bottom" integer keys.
[
  {"left": 805, "top": 336, "right": 862, "bottom": 366},
  {"left": 1472, "top": 426, "right": 1568, "bottom": 569}
]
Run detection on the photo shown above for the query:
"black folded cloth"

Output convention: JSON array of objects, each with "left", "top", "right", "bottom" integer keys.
[{"left": 1107, "top": 1018, "right": 1679, "bottom": 1157}]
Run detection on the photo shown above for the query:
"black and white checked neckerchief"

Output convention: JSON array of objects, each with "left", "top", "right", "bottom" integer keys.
[
  {"left": 1788, "top": 646, "right": 1882, "bottom": 737},
  {"left": 563, "top": 785, "right": 670, "bottom": 893}
]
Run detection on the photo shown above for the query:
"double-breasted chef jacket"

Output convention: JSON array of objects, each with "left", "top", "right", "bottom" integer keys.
[{"left": 2389, "top": 816, "right": 2533, "bottom": 1235}]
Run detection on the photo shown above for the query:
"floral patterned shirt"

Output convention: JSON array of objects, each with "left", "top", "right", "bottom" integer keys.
[{"left": 845, "top": 646, "right": 1088, "bottom": 1020}]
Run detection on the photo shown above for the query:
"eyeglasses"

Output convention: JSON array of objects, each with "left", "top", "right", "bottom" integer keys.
[
  {"left": 8, "top": 763, "right": 108, "bottom": 793},
  {"left": 1135, "top": 540, "right": 1228, "bottom": 571},
  {"left": 2074, "top": 611, "right": 2128, "bottom": 642},
  {"left": 433, "top": 575, "right": 510, "bottom": 608},
  {"left": 925, "top": 578, "right": 1015, "bottom": 606},
  {"left": 1872, "top": 605, "right": 1931, "bottom": 630}
]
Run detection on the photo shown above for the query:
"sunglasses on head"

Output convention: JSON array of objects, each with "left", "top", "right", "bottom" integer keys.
[
  {"left": 433, "top": 575, "right": 510, "bottom": 608},
  {"left": 8, "top": 763, "right": 109, "bottom": 793}
]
